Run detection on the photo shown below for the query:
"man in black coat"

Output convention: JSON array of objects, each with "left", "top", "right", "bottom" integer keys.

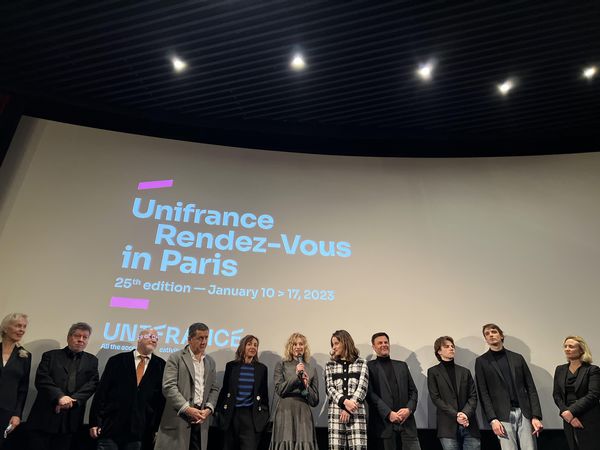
[
  {"left": 475, "top": 323, "right": 543, "bottom": 450},
  {"left": 27, "top": 322, "right": 99, "bottom": 450},
  {"left": 427, "top": 336, "right": 480, "bottom": 450},
  {"left": 90, "top": 328, "right": 166, "bottom": 450},
  {"left": 367, "top": 332, "right": 421, "bottom": 450}
]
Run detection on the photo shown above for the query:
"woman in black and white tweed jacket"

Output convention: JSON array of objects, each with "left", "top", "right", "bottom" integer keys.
[{"left": 325, "top": 330, "right": 369, "bottom": 450}]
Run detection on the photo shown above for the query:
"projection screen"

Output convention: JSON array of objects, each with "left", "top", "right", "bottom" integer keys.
[{"left": 1, "top": 117, "right": 599, "bottom": 428}]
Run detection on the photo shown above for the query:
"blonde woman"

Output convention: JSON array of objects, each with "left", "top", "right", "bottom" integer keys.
[
  {"left": 0, "top": 313, "right": 31, "bottom": 448},
  {"left": 325, "top": 330, "right": 368, "bottom": 450},
  {"left": 553, "top": 335, "right": 600, "bottom": 450},
  {"left": 270, "top": 332, "right": 319, "bottom": 450}
]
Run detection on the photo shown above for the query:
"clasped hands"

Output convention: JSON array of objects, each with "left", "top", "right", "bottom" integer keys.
[
  {"left": 339, "top": 399, "right": 360, "bottom": 423},
  {"left": 387, "top": 407, "right": 411, "bottom": 424},
  {"left": 185, "top": 406, "right": 212, "bottom": 424},
  {"left": 55, "top": 395, "right": 77, "bottom": 414}
]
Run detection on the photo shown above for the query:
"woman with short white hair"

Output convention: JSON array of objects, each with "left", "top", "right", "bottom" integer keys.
[{"left": 0, "top": 312, "right": 31, "bottom": 448}]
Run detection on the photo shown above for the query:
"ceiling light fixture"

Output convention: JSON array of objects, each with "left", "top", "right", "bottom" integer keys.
[
  {"left": 416, "top": 62, "right": 434, "bottom": 81},
  {"left": 290, "top": 53, "right": 306, "bottom": 71},
  {"left": 583, "top": 65, "right": 597, "bottom": 80},
  {"left": 171, "top": 57, "right": 187, "bottom": 73},
  {"left": 497, "top": 79, "right": 514, "bottom": 96}
]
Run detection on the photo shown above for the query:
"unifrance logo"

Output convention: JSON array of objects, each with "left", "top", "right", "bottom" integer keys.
[{"left": 102, "top": 322, "right": 244, "bottom": 349}]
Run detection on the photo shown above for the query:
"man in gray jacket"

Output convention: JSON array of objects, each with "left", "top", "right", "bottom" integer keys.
[{"left": 155, "top": 323, "right": 220, "bottom": 450}]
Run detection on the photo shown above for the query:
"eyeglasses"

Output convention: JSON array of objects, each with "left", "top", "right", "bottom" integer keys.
[{"left": 139, "top": 334, "right": 159, "bottom": 340}]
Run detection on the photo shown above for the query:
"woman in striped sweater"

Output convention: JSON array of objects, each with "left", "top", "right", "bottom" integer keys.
[{"left": 216, "top": 335, "right": 270, "bottom": 450}]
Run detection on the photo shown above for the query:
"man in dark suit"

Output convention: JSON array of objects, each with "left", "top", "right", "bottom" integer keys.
[
  {"left": 427, "top": 336, "right": 480, "bottom": 450},
  {"left": 475, "top": 323, "right": 543, "bottom": 450},
  {"left": 90, "top": 328, "right": 166, "bottom": 450},
  {"left": 27, "top": 322, "right": 99, "bottom": 450},
  {"left": 367, "top": 332, "right": 421, "bottom": 450}
]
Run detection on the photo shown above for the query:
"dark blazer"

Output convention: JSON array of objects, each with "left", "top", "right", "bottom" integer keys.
[
  {"left": 367, "top": 358, "right": 418, "bottom": 438},
  {"left": 475, "top": 348, "right": 542, "bottom": 423},
  {"left": 552, "top": 363, "right": 600, "bottom": 450},
  {"left": 90, "top": 351, "right": 166, "bottom": 441},
  {"left": 27, "top": 347, "right": 99, "bottom": 433},
  {"left": 215, "top": 360, "right": 269, "bottom": 433},
  {"left": 427, "top": 362, "right": 480, "bottom": 438},
  {"left": 0, "top": 344, "right": 31, "bottom": 418}
]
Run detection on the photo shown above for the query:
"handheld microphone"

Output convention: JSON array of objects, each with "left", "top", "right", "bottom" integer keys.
[{"left": 297, "top": 354, "right": 305, "bottom": 378}]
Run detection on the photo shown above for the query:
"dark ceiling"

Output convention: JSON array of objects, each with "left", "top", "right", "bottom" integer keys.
[{"left": 1, "top": 0, "right": 599, "bottom": 156}]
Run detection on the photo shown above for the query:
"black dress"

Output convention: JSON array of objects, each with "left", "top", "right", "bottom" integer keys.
[
  {"left": 553, "top": 363, "right": 600, "bottom": 450},
  {"left": 0, "top": 344, "right": 31, "bottom": 448}
]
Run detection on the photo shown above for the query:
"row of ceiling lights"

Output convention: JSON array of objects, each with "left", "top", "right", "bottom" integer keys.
[{"left": 170, "top": 54, "right": 598, "bottom": 97}]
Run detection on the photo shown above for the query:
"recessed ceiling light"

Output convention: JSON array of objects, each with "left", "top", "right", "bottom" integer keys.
[
  {"left": 497, "top": 79, "right": 514, "bottom": 96},
  {"left": 416, "top": 62, "right": 434, "bottom": 81},
  {"left": 583, "top": 65, "right": 597, "bottom": 80},
  {"left": 171, "top": 57, "right": 187, "bottom": 73},
  {"left": 290, "top": 53, "right": 306, "bottom": 71}
]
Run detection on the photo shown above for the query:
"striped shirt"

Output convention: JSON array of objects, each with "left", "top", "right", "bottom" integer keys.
[{"left": 235, "top": 364, "right": 255, "bottom": 407}]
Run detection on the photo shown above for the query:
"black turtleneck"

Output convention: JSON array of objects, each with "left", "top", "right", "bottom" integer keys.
[
  {"left": 490, "top": 348, "right": 519, "bottom": 407},
  {"left": 441, "top": 359, "right": 457, "bottom": 393},
  {"left": 377, "top": 356, "right": 400, "bottom": 410}
]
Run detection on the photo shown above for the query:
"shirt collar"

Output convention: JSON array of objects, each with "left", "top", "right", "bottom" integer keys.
[{"left": 134, "top": 349, "right": 152, "bottom": 361}]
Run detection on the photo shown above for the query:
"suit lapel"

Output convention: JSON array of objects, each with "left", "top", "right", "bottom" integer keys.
[
  {"left": 182, "top": 346, "right": 196, "bottom": 381},
  {"left": 231, "top": 362, "right": 241, "bottom": 396},
  {"left": 556, "top": 364, "right": 566, "bottom": 397},
  {"left": 376, "top": 360, "right": 393, "bottom": 397},
  {"left": 454, "top": 365, "right": 463, "bottom": 398},
  {"left": 574, "top": 364, "right": 589, "bottom": 394},
  {"left": 437, "top": 363, "right": 456, "bottom": 395},
  {"left": 129, "top": 351, "right": 139, "bottom": 386},
  {"left": 486, "top": 351, "right": 507, "bottom": 385},
  {"left": 507, "top": 350, "right": 518, "bottom": 387}
]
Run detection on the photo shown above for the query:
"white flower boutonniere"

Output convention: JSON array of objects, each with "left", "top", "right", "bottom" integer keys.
[{"left": 17, "top": 346, "right": 29, "bottom": 358}]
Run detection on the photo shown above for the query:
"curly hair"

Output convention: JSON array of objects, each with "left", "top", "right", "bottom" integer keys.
[{"left": 283, "top": 332, "right": 311, "bottom": 362}]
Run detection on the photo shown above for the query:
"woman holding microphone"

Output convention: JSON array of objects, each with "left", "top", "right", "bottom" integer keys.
[{"left": 270, "top": 332, "right": 319, "bottom": 450}]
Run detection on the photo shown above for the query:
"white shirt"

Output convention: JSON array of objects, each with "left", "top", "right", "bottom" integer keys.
[{"left": 191, "top": 352, "right": 205, "bottom": 406}]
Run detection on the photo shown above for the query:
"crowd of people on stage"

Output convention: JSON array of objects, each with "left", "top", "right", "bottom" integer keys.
[{"left": 1, "top": 312, "right": 599, "bottom": 450}]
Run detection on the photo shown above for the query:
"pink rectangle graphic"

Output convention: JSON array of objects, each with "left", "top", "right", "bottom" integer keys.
[
  {"left": 110, "top": 297, "right": 150, "bottom": 310},
  {"left": 137, "top": 179, "right": 173, "bottom": 190}
]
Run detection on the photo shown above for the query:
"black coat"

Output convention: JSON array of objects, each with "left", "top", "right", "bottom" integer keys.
[
  {"left": 427, "top": 362, "right": 480, "bottom": 438},
  {"left": 475, "top": 348, "right": 542, "bottom": 423},
  {"left": 215, "top": 360, "right": 269, "bottom": 433},
  {"left": 27, "top": 347, "right": 99, "bottom": 433},
  {"left": 0, "top": 344, "right": 31, "bottom": 418},
  {"left": 90, "top": 351, "right": 166, "bottom": 441},
  {"left": 367, "top": 358, "right": 418, "bottom": 438},
  {"left": 553, "top": 363, "right": 600, "bottom": 450}
]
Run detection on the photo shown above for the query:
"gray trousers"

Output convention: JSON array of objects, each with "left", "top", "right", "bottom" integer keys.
[{"left": 497, "top": 407, "right": 537, "bottom": 450}]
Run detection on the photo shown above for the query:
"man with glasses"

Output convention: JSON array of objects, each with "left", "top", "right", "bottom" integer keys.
[{"left": 90, "top": 328, "right": 166, "bottom": 450}]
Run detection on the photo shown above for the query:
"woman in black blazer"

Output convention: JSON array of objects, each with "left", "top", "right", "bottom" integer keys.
[
  {"left": 216, "top": 334, "right": 269, "bottom": 450},
  {"left": 553, "top": 335, "right": 600, "bottom": 450},
  {"left": 0, "top": 313, "right": 31, "bottom": 448}
]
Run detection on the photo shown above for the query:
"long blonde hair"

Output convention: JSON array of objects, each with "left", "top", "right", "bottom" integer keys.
[
  {"left": 564, "top": 335, "right": 593, "bottom": 364},
  {"left": 283, "top": 332, "right": 311, "bottom": 362}
]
